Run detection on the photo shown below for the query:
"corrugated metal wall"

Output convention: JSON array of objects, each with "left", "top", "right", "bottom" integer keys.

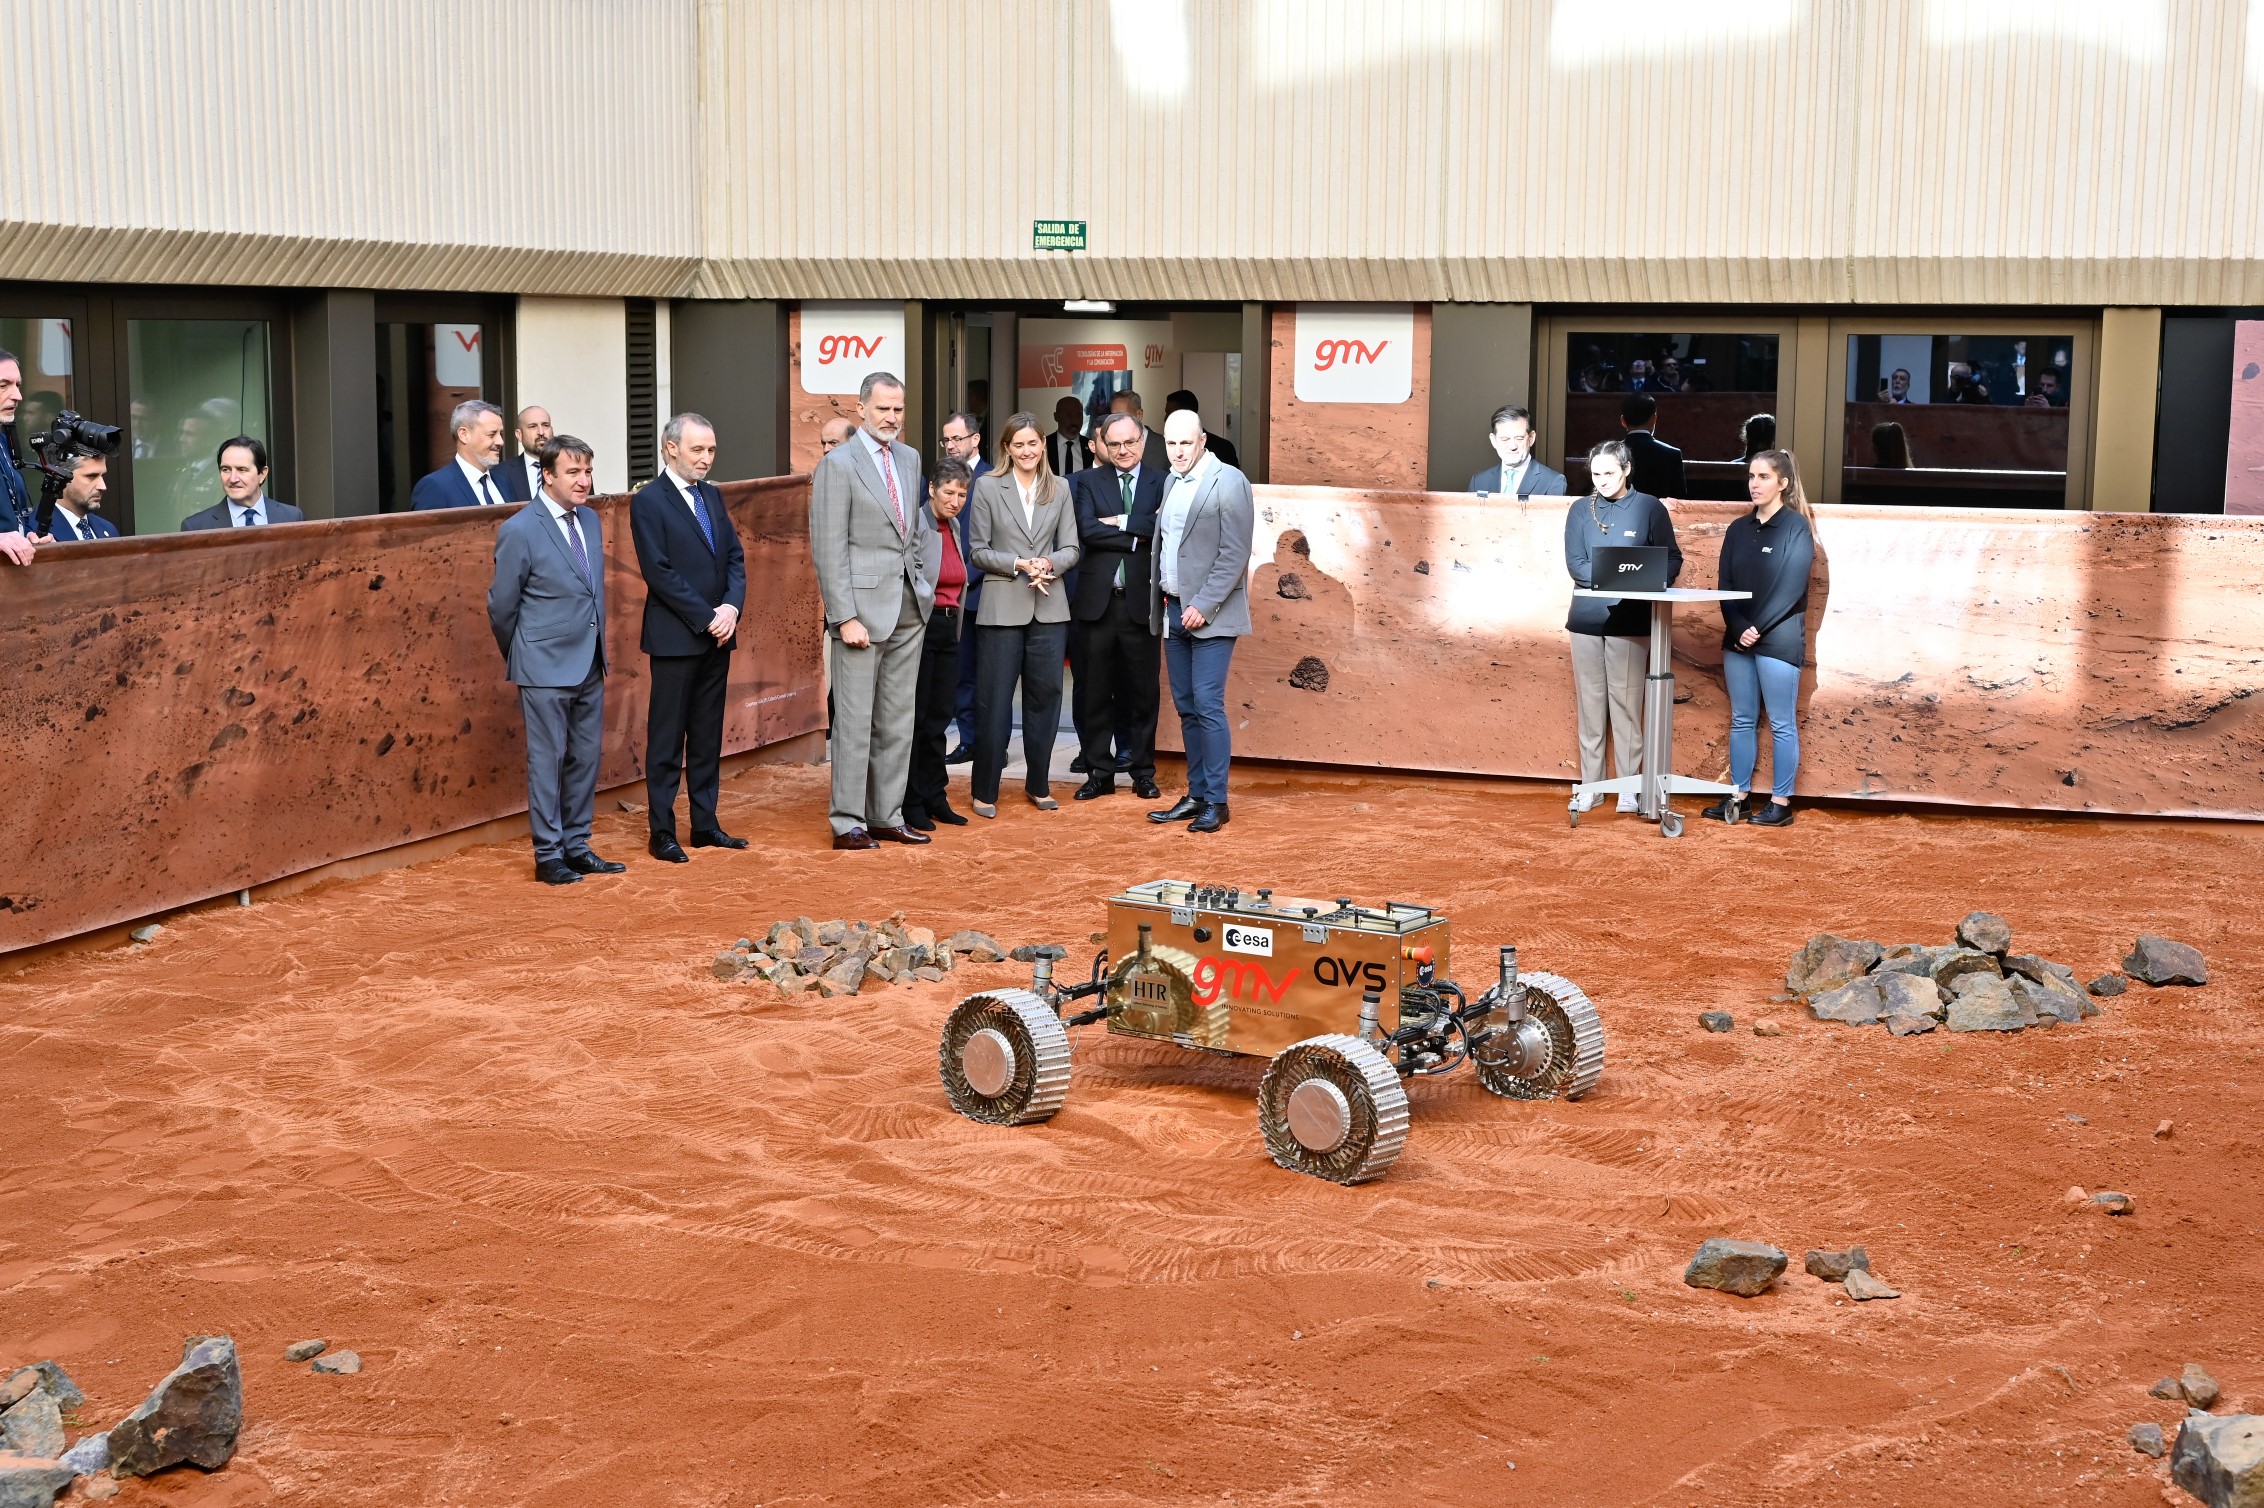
[{"left": 8, "top": 0, "right": 2264, "bottom": 304}]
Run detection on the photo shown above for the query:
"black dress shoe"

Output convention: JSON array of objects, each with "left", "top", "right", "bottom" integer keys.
[
  {"left": 869, "top": 823, "right": 932, "bottom": 845},
  {"left": 945, "top": 745, "right": 974, "bottom": 765},
  {"left": 690, "top": 828, "right": 748, "bottom": 849},
  {"left": 930, "top": 804, "right": 969, "bottom": 826},
  {"left": 1187, "top": 802, "right": 1230, "bottom": 834},
  {"left": 1074, "top": 776, "right": 1116, "bottom": 801},
  {"left": 564, "top": 849, "right": 626, "bottom": 874},
  {"left": 535, "top": 858, "right": 584, "bottom": 885},
  {"left": 1748, "top": 800, "right": 1795, "bottom": 827},
  {"left": 903, "top": 808, "right": 937, "bottom": 831},
  {"left": 1069, "top": 754, "right": 1090, "bottom": 774},
  {"left": 1132, "top": 778, "right": 1162, "bottom": 801},
  {"left": 832, "top": 827, "right": 879, "bottom": 850},
  {"left": 649, "top": 833, "right": 690, "bottom": 863},
  {"left": 1148, "top": 795, "right": 1207, "bottom": 824}
]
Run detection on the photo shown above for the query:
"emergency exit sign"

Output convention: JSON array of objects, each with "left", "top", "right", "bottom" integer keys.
[{"left": 1033, "top": 219, "right": 1088, "bottom": 251}]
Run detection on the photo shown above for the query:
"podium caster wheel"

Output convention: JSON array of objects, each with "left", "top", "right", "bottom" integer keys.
[
  {"left": 1568, "top": 809, "right": 1579, "bottom": 829},
  {"left": 1659, "top": 810, "right": 1684, "bottom": 839}
]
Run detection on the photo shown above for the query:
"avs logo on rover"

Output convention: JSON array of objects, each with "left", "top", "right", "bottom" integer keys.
[{"left": 1221, "top": 922, "right": 1273, "bottom": 956}]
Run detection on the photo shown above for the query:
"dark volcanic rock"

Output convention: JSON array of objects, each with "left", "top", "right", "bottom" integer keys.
[
  {"left": 1683, "top": 1238, "right": 1787, "bottom": 1297},
  {"left": 2125, "top": 934, "right": 2207, "bottom": 987},
  {"left": 1287, "top": 656, "right": 1330, "bottom": 693},
  {"left": 1946, "top": 972, "right": 2029, "bottom": 1032},
  {"left": 1786, "top": 934, "right": 1882, "bottom": 997},
  {"left": 1807, "top": 978, "right": 1884, "bottom": 1025},
  {"left": 1275, "top": 572, "right": 1309, "bottom": 599},
  {"left": 1872, "top": 944, "right": 1943, "bottom": 978},
  {"left": 108, "top": 1335, "right": 242, "bottom": 1477},
  {"left": 1956, "top": 911, "right": 2013, "bottom": 955},
  {"left": 1930, "top": 947, "right": 2003, "bottom": 990},
  {"left": 2128, "top": 1422, "right": 2167, "bottom": 1458},
  {"left": 2171, "top": 1413, "right": 2264, "bottom": 1507},
  {"left": 2, "top": 1364, "right": 82, "bottom": 1413},
  {"left": 2089, "top": 973, "right": 2127, "bottom": 997},
  {"left": 310, "top": 1350, "right": 362, "bottom": 1375},
  {"left": 1697, "top": 1011, "right": 1734, "bottom": 1033},
  {"left": 1874, "top": 972, "right": 1946, "bottom": 1023},
  {"left": 1804, "top": 1246, "right": 1870, "bottom": 1282},
  {"left": 0, "top": 1460, "right": 74, "bottom": 1508},
  {"left": 2184, "top": 1363, "right": 2224, "bottom": 1411},
  {"left": 0, "top": 1389, "right": 64, "bottom": 1458},
  {"left": 2008, "top": 973, "right": 2091, "bottom": 1025}
]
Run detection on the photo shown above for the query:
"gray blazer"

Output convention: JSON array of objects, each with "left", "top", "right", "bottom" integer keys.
[
  {"left": 488, "top": 497, "right": 606, "bottom": 687},
  {"left": 969, "top": 473, "right": 1079, "bottom": 627},
  {"left": 1148, "top": 459, "right": 1254, "bottom": 640},
  {"left": 810, "top": 430, "right": 932, "bottom": 636},
  {"left": 1467, "top": 458, "right": 1569, "bottom": 496}
]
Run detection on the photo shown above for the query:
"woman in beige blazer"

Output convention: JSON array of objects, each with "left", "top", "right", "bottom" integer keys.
[{"left": 967, "top": 411, "right": 1081, "bottom": 816}]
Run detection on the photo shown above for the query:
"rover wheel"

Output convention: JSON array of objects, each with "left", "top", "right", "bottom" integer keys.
[
  {"left": 939, "top": 988, "right": 1071, "bottom": 1125},
  {"left": 1256, "top": 1034, "right": 1409, "bottom": 1184},
  {"left": 1471, "top": 971, "right": 1606, "bottom": 1102},
  {"left": 1660, "top": 809, "right": 1684, "bottom": 839}
]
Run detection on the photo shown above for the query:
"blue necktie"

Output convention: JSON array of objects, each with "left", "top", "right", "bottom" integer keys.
[
  {"left": 687, "top": 482, "right": 715, "bottom": 551},
  {"left": 562, "top": 509, "right": 593, "bottom": 586}
]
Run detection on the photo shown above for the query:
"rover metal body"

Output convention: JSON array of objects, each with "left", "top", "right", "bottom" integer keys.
[{"left": 938, "top": 879, "right": 1606, "bottom": 1183}]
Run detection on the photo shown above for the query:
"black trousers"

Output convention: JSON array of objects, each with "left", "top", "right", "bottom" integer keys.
[
  {"left": 905, "top": 605, "right": 963, "bottom": 821},
  {"left": 1074, "top": 592, "right": 1160, "bottom": 782},
  {"left": 973, "top": 619, "right": 1069, "bottom": 803},
  {"left": 646, "top": 647, "right": 731, "bottom": 836}
]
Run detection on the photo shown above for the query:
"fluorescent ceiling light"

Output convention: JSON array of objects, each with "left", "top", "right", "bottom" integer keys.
[
  {"left": 1064, "top": 300, "right": 1115, "bottom": 313},
  {"left": 1110, "top": 0, "right": 1191, "bottom": 100}
]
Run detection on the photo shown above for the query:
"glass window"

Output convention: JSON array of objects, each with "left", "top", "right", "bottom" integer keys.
[
  {"left": 0, "top": 317, "right": 78, "bottom": 441},
  {"left": 1564, "top": 331, "right": 1780, "bottom": 499},
  {"left": 377, "top": 322, "right": 488, "bottom": 512},
  {"left": 128, "top": 319, "right": 274, "bottom": 533},
  {"left": 1843, "top": 333, "right": 2075, "bottom": 508}
]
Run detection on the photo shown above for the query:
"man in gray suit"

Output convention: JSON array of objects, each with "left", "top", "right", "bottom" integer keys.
[
  {"left": 809, "top": 371, "right": 934, "bottom": 850},
  {"left": 487, "top": 436, "right": 624, "bottom": 885},
  {"left": 1146, "top": 409, "right": 1253, "bottom": 835},
  {"left": 1468, "top": 405, "right": 1567, "bottom": 496}
]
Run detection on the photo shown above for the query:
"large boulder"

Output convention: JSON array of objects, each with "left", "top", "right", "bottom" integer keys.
[
  {"left": 2171, "top": 1413, "right": 2264, "bottom": 1508},
  {"left": 1804, "top": 1246, "right": 1870, "bottom": 1281},
  {"left": 1956, "top": 911, "right": 2014, "bottom": 956},
  {"left": 1, "top": 1365, "right": 82, "bottom": 1413},
  {"left": 107, "top": 1335, "right": 242, "bottom": 1478},
  {"left": 0, "top": 1390, "right": 63, "bottom": 1458},
  {"left": 1873, "top": 944, "right": 1944, "bottom": 979},
  {"left": 1930, "top": 948, "right": 2003, "bottom": 990},
  {"left": 2125, "top": 934, "right": 2208, "bottom": 987},
  {"left": 1946, "top": 972, "right": 2029, "bottom": 1032},
  {"left": 1786, "top": 934, "right": 1882, "bottom": 997},
  {"left": 2007, "top": 973, "right": 2091, "bottom": 1025},
  {"left": 0, "top": 1461, "right": 73, "bottom": 1508},
  {"left": 1683, "top": 1238, "right": 1787, "bottom": 1297},
  {"left": 1806, "top": 978, "right": 1883, "bottom": 1025},
  {"left": 1874, "top": 972, "right": 1947, "bottom": 1024}
]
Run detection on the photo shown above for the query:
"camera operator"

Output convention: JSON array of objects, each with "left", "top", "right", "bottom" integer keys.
[
  {"left": 41, "top": 452, "right": 119, "bottom": 542},
  {"left": 0, "top": 347, "right": 36, "bottom": 564},
  {"left": 181, "top": 437, "right": 302, "bottom": 530}
]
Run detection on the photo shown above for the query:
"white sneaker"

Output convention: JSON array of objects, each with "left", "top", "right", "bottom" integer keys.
[
  {"left": 1616, "top": 793, "right": 1640, "bottom": 814},
  {"left": 1569, "top": 790, "right": 1596, "bottom": 814}
]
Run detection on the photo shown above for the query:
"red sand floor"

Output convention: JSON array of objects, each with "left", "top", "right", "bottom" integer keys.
[{"left": 3, "top": 762, "right": 2257, "bottom": 1505}]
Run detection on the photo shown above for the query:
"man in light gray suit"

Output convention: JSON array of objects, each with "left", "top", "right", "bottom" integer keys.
[
  {"left": 1146, "top": 409, "right": 1253, "bottom": 835},
  {"left": 487, "top": 436, "right": 624, "bottom": 885},
  {"left": 809, "top": 371, "right": 934, "bottom": 850},
  {"left": 1468, "top": 405, "right": 1567, "bottom": 496}
]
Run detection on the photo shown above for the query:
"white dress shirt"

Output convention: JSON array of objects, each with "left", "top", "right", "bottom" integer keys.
[
  {"left": 1015, "top": 473, "right": 1040, "bottom": 532},
  {"left": 1157, "top": 454, "right": 1214, "bottom": 598},
  {"left": 524, "top": 454, "right": 543, "bottom": 499},
  {"left": 457, "top": 454, "right": 503, "bottom": 506},
  {"left": 664, "top": 464, "right": 706, "bottom": 521},
  {"left": 1500, "top": 457, "right": 1530, "bottom": 495},
  {"left": 231, "top": 493, "right": 270, "bottom": 527}
]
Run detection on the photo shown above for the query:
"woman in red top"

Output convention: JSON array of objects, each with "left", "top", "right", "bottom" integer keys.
[{"left": 904, "top": 457, "right": 976, "bottom": 830}]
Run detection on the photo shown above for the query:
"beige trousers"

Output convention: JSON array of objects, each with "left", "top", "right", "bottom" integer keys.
[{"left": 1570, "top": 633, "right": 1646, "bottom": 784}]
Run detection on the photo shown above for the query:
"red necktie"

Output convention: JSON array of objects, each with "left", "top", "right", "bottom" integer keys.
[{"left": 877, "top": 441, "right": 903, "bottom": 532}]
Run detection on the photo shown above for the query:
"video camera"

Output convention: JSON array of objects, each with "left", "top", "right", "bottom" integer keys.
[{"left": 22, "top": 410, "right": 123, "bottom": 536}]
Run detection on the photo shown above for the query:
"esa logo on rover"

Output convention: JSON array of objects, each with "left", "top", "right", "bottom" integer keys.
[{"left": 1221, "top": 923, "right": 1273, "bottom": 956}]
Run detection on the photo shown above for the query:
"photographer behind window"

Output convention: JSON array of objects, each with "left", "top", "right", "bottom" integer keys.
[
  {"left": 41, "top": 453, "right": 119, "bottom": 542},
  {"left": 0, "top": 346, "right": 36, "bottom": 564},
  {"left": 181, "top": 436, "right": 303, "bottom": 530}
]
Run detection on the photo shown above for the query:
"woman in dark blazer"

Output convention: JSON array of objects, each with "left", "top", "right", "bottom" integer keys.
[
  {"left": 967, "top": 411, "right": 1080, "bottom": 817},
  {"left": 1705, "top": 448, "right": 1817, "bottom": 828}
]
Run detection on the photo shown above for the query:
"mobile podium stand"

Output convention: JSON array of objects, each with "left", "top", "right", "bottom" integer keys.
[{"left": 1569, "top": 587, "right": 1752, "bottom": 838}]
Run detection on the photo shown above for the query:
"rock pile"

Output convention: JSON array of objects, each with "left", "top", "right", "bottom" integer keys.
[
  {"left": 710, "top": 916, "right": 1056, "bottom": 1000},
  {"left": 0, "top": 1338, "right": 241, "bottom": 1506},
  {"left": 1785, "top": 913, "right": 2208, "bottom": 1038}
]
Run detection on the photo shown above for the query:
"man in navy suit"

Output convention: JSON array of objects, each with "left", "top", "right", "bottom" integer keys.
[
  {"left": 411, "top": 399, "right": 510, "bottom": 510},
  {"left": 181, "top": 436, "right": 306, "bottom": 529},
  {"left": 0, "top": 346, "right": 41, "bottom": 563},
  {"left": 1618, "top": 393, "right": 1687, "bottom": 499},
  {"left": 41, "top": 452, "right": 121, "bottom": 541},
  {"left": 488, "top": 436, "right": 620, "bottom": 885},
  {"left": 1467, "top": 405, "right": 1568, "bottom": 496},
  {"left": 630, "top": 412, "right": 748, "bottom": 863},
  {"left": 1070, "top": 412, "right": 1165, "bottom": 801},
  {"left": 495, "top": 405, "right": 552, "bottom": 504},
  {"left": 935, "top": 410, "right": 989, "bottom": 760}
]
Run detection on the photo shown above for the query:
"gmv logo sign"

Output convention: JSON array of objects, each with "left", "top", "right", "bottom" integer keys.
[
  {"left": 799, "top": 303, "right": 904, "bottom": 396},
  {"left": 1292, "top": 306, "right": 1414, "bottom": 404},
  {"left": 1310, "top": 338, "right": 1389, "bottom": 372},
  {"left": 815, "top": 333, "right": 884, "bottom": 365}
]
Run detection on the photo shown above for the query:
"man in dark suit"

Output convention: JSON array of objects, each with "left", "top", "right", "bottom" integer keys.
[
  {"left": 1468, "top": 405, "right": 1568, "bottom": 496},
  {"left": 1044, "top": 397, "right": 1088, "bottom": 479},
  {"left": 181, "top": 436, "right": 307, "bottom": 529},
  {"left": 935, "top": 410, "right": 990, "bottom": 761},
  {"left": 631, "top": 412, "right": 748, "bottom": 864},
  {"left": 1071, "top": 412, "right": 1165, "bottom": 802},
  {"left": 411, "top": 399, "right": 510, "bottom": 510},
  {"left": 495, "top": 405, "right": 553, "bottom": 504},
  {"left": 0, "top": 346, "right": 40, "bottom": 562},
  {"left": 40, "top": 452, "right": 120, "bottom": 540},
  {"left": 1109, "top": 389, "right": 1169, "bottom": 472},
  {"left": 1618, "top": 393, "right": 1686, "bottom": 499},
  {"left": 488, "top": 436, "right": 620, "bottom": 886},
  {"left": 1165, "top": 390, "right": 1239, "bottom": 469}
]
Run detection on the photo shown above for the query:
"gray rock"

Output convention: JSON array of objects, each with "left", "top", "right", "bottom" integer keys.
[
  {"left": 1956, "top": 911, "right": 2013, "bottom": 955},
  {"left": 57, "top": 1432, "right": 109, "bottom": 1475},
  {"left": 1843, "top": 1267, "right": 1901, "bottom": 1300},
  {"left": 816, "top": 920, "right": 848, "bottom": 945},
  {"left": 2130, "top": 1422, "right": 2168, "bottom": 1458},
  {"left": 2171, "top": 1413, "right": 2264, "bottom": 1507},
  {"left": 1872, "top": 944, "right": 1943, "bottom": 978},
  {"left": 2092, "top": 1191, "right": 2134, "bottom": 1215},
  {"left": 129, "top": 924, "right": 162, "bottom": 944},
  {"left": 1786, "top": 934, "right": 1882, "bottom": 997},
  {"left": 108, "top": 1335, "right": 242, "bottom": 1477},
  {"left": 2, "top": 1365, "right": 83, "bottom": 1413},
  {"left": 2126, "top": 934, "right": 2208, "bottom": 987},
  {"left": 912, "top": 966, "right": 946, "bottom": 983},
  {"left": 795, "top": 945, "right": 832, "bottom": 973},
  {"left": 0, "top": 1391, "right": 64, "bottom": 1458},
  {"left": 1874, "top": 971, "right": 1947, "bottom": 1021},
  {"left": 1946, "top": 972, "right": 2029, "bottom": 1031},
  {"left": 944, "top": 929, "right": 1006, "bottom": 963},
  {"left": 2089, "top": 973, "right": 2127, "bottom": 997},
  {"left": 1885, "top": 1010, "right": 1938, "bottom": 1036},
  {"left": 283, "top": 1339, "right": 327, "bottom": 1363},
  {"left": 709, "top": 952, "right": 746, "bottom": 981},
  {"left": 310, "top": 1350, "right": 361, "bottom": 1375},
  {"left": 1804, "top": 1246, "right": 1871, "bottom": 1282},
  {"left": 1697, "top": 1011, "right": 1735, "bottom": 1033},
  {"left": 1930, "top": 947, "right": 2004, "bottom": 990},
  {"left": 2008, "top": 974, "right": 2089, "bottom": 1025},
  {"left": 1807, "top": 978, "right": 1885, "bottom": 1025},
  {"left": 79, "top": 1474, "right": 118, "bottom": 1502},
  {"left": 2158, "top": 1376, "right": 2192, "bottom": 1401},
  {"left": 1683, "top": 1238, "right": 1787, "bottom": 1297},
  {"left": 2186, "top": 1364, "right": 2224, "bottom": 1410},
  {"left": 0, "top": 1461, "right": 73, "bottom": 1508}
]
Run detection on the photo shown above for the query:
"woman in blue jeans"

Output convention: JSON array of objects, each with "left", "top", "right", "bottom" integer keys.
[{"left": 1704, "top": 449, "right": 1816, "bottom": 827}]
